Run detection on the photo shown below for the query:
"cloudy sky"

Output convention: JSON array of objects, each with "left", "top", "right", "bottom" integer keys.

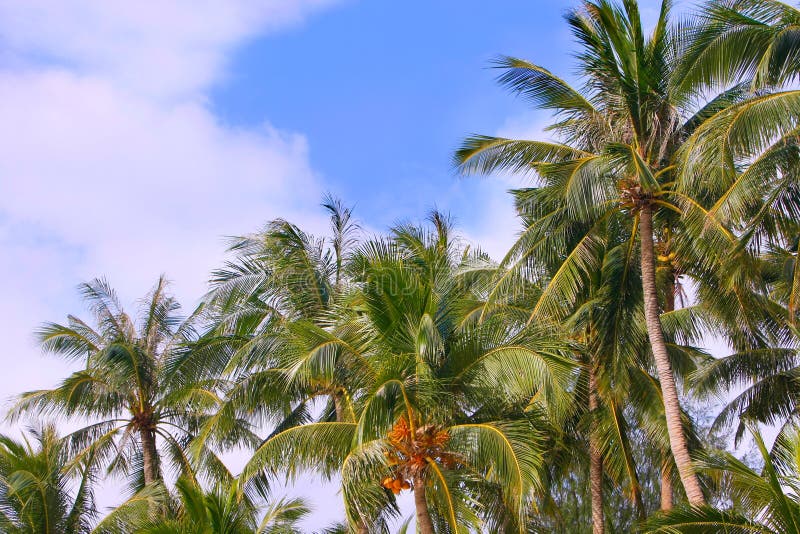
[{"left": 0, "top": 0, "right": 678, "bottom": 528}]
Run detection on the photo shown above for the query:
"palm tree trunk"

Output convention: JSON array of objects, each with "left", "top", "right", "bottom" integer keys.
[
  {"left": 661, "top": 463, "right": 674, "bottom": 510},
  {"left": 661, "top": 274, "right": 676, "bottom": 511},
  {"left": 665, "top": 269, "right": 676, "bottom": 316},
  {"left": 139, "top": 427, "right": 160, "bottom": 485},
  {"left": 413, "top": 475, "right": 435, "bottom": 534},
  {"left": 639, "top": 204, "right": 705, "bottom": 505},
  {"left": 589, "top": 366, "right": 605, "bottom": 534},
  {"left": 333, "top": 389, "right": 346, "bottom": 422}
]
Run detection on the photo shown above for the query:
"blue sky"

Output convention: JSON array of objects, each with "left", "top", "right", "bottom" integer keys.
[
  {"left": 212, "top": 1, "right": 576, "bottom": 230},
  {"left": 0, "top": 0, "right": 676, "bottom": 528}
]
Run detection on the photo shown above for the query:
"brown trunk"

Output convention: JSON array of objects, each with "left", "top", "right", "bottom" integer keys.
[
  {"left": 661, "top": 463, "right": 674, "bottom": 510},
  {"left": 664, "top": 268, "right": 676, "bottom": 315},
  {"left": 139, "top": 427, "right": 160, "bottom": 485},
  {"left": 588, "top": 366, "right": 605, "bottom": 534},
  {"left": 414, "top": 475, "right": 435, "bottom": 534},
  {"left": 661, "top": 271, "right": 676, "bottom": 511},
  {"left": 639, "top": 204, "right": 705, "bottom": 505},
  {"left": 333, "top": 389, "right": 345, "bottom": 422}
]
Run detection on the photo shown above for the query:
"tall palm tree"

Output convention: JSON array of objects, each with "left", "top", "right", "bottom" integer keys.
[
  {"left": 643, "top": 423, "right": 800, "bottom": 533},
  {"left": 192, "top": 197, "right": 373, "bottom": 531},
  {"left": 502, "top": 187, "right": 644, "bottom": 533},
  {"left": 454, "top": 0, "right": 758, "bottom": 505},
  {"left": 505, "top": 186, "right": 707, "bottom": 531},
  {"left": 9, "top": 277, "right": 251, "bottom": 490},
  {"left": 239, "top": 215, "right": 576, "bottom": 533},
  {"left": 0, "top": 426, "right": 96, "bottom": 534}
]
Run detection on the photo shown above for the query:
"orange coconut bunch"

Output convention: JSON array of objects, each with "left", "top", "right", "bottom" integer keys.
[
  {"left": 381, "top": 416, "right": 457, "bottom": 493},
  {"left": 387, "top": 416, "right": 412, "bottom": 445},
  {"left": 381, "top": 476, "right": 411, "bottom": 494}
]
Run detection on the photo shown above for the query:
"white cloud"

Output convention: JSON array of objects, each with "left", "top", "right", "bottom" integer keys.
[
  {"left": 0, "top": 0, "right": 340, "bottom": 99},
  {"left": 0, "top": 69, "right": 328, "bottom": 303},
  {"left": 0, "top": 0, "right": 338, "bottom": 340}
]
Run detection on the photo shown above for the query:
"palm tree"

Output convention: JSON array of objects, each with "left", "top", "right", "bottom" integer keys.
[
  {"left": 196, "top": 195, "right": 362, "bottom": 423},
  {"left": 502, "top": 187, "right": 644, "bottom": 532},
  {"left": 206, "top": 193, "right": 358, "bottom": 327},
  {"left": 643, "top": 423, "right": 800, "bottom": 533},
  {"left": 192, "top": 197, "right": 376, "bottom": 531},
  {"left": 454, "top": 0, "right": 760, "bottom": 505},
  {"left": 505, "top": 186, "right": 707, "bottom": 530},
  {"left": 690, "top": 328, "right": 800, "bottom": 446},
  {"left": 104, "top": 477, "right": 312, "bottom": 534},
  {"left": 9, "top": 277, "right": 252, "bottom": 490},
  {"left": 239, "top": 215, "right": 576, "bottom": 533},
  {"left": 0, "top": 426, "right": 96, "bottom": 534}
]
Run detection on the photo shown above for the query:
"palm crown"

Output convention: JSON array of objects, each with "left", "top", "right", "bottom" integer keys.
[
  {"left": 0, "top": 426, "right": 96, "bottom": 534},
  {"left": 238, "top": 215, "right": 576, "bottom": 533},
  {"left": 10, "top": 277, "right": 253, "bottom": 490}
]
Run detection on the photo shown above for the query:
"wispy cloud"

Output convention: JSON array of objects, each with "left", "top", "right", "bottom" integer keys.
[{"left": 0, "top": 0, "right": 341, "bottom": 98}]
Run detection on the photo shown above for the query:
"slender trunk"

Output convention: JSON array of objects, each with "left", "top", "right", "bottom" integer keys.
[
  {"left": 588, "top": 366, "right": 605, "bottom": 534},
  {"left": 639, "top": 204, "right": 705, "bottom": 505},
  {"left": 664, "top": 268, "right": 676, "bottom": 315},
  {"left": 413, "top": 475, "right": 435, "bottom": 534},
  {"left": 139, "top": 427, "right": 160, "bottom": 485},
  {"left": 661, "top": 463, "right": 674, "bottom": 510},
  {"left": 333, "top": 389, "right": 346, "bottom": 422},
  {"left": 660, "top": 271, "right": 676, "bottom": 511}
]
